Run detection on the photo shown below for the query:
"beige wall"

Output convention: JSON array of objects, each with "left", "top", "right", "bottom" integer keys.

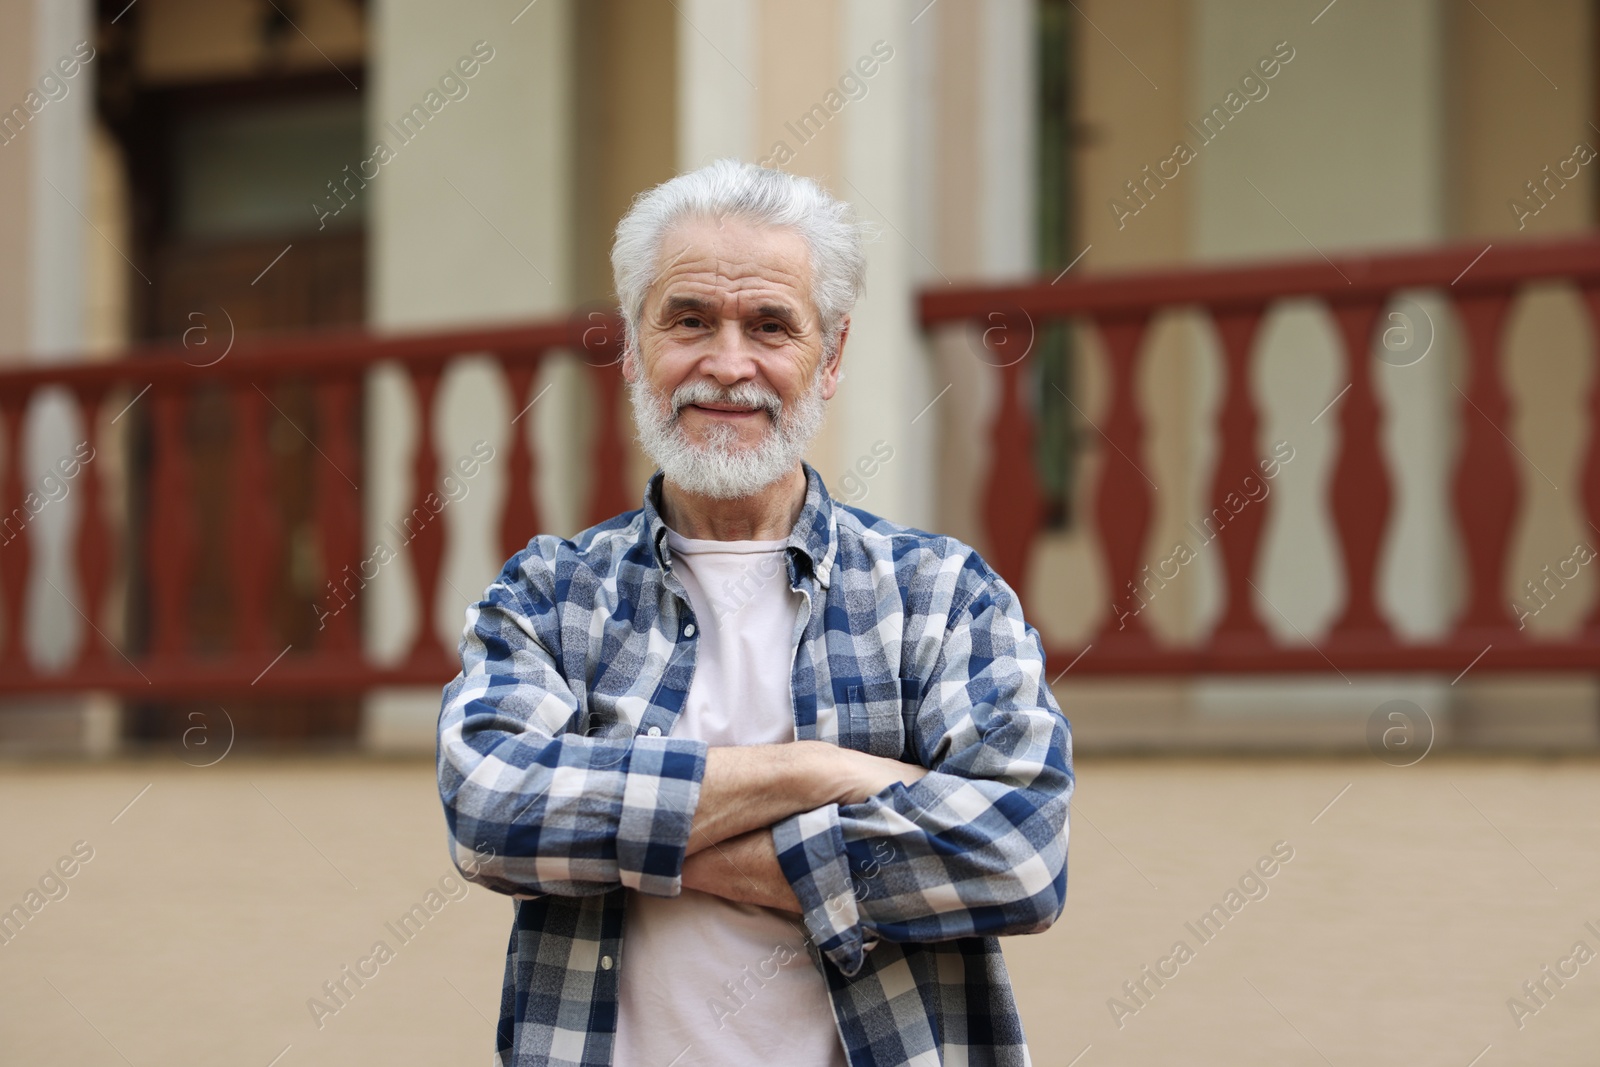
[
  {"left": 1076, "top": 0, "right": 1191, "bottom": 270},
  {"left": 575, "top": 0, "right": 679, "bottom": 495},
  {"left": 757, "top": 0, "right": 848, "bottom": 488},
  {"left": 0, "top": 0, "right": 38, "bottom": 359},
  {"left": 1448, "top": 0, "right": 1597, "bottom": 636},
  {"left": 10, "top": 756, "right": 1600, "bottom": 1064},
  {"left": 134, "top": 0, "right": 364, "bottom": 84},
  {"left": 756, "top": 0, "right": 845, "bottom": 192},
  {"left": 932, "top": 0, "right": 983, "bottom": 280},
  {"left": 1027, "top": 0, "right": 1197, "bottom": 647},
  {"left": 85, "top": 123, "right": 129, "bottom": 355},
  {"left": 928, "top": 0, "right": 990, "bottom": 554},
  {"left": 573, "top": 0, "right": 677, "bottom": 307},
  {"left": 1448, "top": 0, "right": 1593, "bottom": 240}
]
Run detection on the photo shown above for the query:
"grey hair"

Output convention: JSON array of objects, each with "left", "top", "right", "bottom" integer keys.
[{"left": 611, "top": 159, "right": 870, "bottom": 364}]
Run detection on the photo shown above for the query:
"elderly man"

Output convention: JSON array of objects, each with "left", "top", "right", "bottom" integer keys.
[{"left": 438, "top": 159, "right": 1072, "bottom": 1067}]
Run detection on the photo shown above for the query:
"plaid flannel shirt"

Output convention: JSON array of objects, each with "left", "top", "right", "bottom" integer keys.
[{"left": 437, "top": 462, "right": 1073, "bottom": 1066}]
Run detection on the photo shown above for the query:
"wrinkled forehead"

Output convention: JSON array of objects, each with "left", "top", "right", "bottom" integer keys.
[{"left": 646, "top": 215, "right": 816, "bottom": 319}]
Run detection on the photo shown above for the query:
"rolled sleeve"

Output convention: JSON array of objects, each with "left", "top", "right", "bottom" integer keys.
[
  {"left": 616, "top": 737, "right": 707, "bottom": 895},
  {"left": 774, "top": 562, "right": 1074, "bottom": 975},
  {"left": 772, "top": 803, "right": 869, "bottom": 973},
  {"left": 438, "top": 557, "right": 710, "bottom": 899}
]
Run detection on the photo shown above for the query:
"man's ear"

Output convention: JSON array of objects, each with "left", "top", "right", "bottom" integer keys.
[
  {"left": 822, "top": 317, "right": 850, "bottom": 399},
  {"left": 620, "top": 344, "right": 638, "bottom": 383}
]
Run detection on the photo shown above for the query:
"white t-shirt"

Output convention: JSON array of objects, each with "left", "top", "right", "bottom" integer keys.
[{"left": 613, "top": 529, "right": 847, "bottom": 1067}]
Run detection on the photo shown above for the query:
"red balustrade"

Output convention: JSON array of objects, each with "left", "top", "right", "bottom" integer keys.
[
  {"left": 228, "top": 382, "right": 277, "bottom": 658},
  {"left": 0, "top": 317, "right": 629, "bottom": 697},
  {"left": 402, "top": 362, "right": 446, "bottom": 665},
  {"left": 1327, "top": 297, "right": 1391, "bottom": 640},
  {"left": 1206, "top": 305, "right": 1269, "bottom": 642},
  {"left": 1584, "top": 283, "right": 1600, "bottom": 637},
  {"left": 983, "top": 324, "right": 1044, "bottom": 595},
  {"left": 0, "top": 388, "right": 31, "bottom": 674},
  {"left": 498, "top": 356, "right": 543, "bottom": 565},
  {"left": 1093, "top": 313, "right": 1154, "bottom": 648},
  {"left": 5, "top": 235, "right": 1599, "bottom": 698},
  {"left": 72, "top": 381, "right": 112, "bottom": 669},
  {"left": 1451, "top": 291, "right": 1520, "bottom": 636},
  {"left": 920, "top": 234, "right": 1600, "bottom": 675}
]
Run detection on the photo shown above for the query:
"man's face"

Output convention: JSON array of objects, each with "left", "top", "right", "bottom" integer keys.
[{"left": 623, "top": 214, "right": 845, "bottom": 499}]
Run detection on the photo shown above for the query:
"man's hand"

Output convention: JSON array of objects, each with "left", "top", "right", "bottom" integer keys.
[
  {"left": 824, "top": 744, "right": 930, "bottom": 804},
  {"left": 681, "top": 829, "right": 801, "bottom": 913},
  {"left": 686, "top": 740, "right": 928, "bottom": 856}
]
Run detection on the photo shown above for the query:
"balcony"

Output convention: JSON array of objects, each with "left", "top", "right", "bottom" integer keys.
[
  {"left": 923, "top": 233, "right": 1600, "bottom": 680},
  {"left": 0, "top": 317, "right": 631, "bottom": 701},
  {"left": 2, "top": 235, "right": 1597, "bottom": 712}
]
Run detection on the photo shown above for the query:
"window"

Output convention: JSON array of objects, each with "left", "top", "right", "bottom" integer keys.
[{"left": 1034, "top": 0, "right": 1084, "bottom": 530}]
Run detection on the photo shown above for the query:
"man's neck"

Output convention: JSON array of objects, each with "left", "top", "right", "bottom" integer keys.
[{"left": 659, "top": 464, "right": 808, "bottom": 541}]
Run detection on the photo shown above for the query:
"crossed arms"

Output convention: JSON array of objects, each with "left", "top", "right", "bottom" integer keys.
[
  {"left": 677, "top": 741, "right": 930, "bottom": 912},
  {"left": 437, "top": 554, "right": 1072, "bottom": 975}
]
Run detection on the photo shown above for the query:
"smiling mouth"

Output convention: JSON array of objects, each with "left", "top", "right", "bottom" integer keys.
[{"left": 684, "top": 403, "right": 767, "bottom": 417}]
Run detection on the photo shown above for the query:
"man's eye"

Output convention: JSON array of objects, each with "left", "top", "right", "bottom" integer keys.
[{"left": 680, "top": 316, "right": 704, "bottom": 328}]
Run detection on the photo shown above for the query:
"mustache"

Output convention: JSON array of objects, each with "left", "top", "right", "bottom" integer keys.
[{"left": 670, "top": 379, "right": 783, "bottom": 420}]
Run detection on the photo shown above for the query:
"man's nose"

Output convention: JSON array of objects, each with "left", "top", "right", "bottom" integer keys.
[{"left": 700, "top": 320, "right": 755, "bottom": 383}]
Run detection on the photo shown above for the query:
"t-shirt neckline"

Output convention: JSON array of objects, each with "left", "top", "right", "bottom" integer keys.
[{"left": 664, "top": 527, "right": 789, "bottom": 555}]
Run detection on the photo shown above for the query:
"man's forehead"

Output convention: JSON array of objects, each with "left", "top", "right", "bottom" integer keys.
[{"left": 650, "top": 217, "right": 812, "bottom": 296}]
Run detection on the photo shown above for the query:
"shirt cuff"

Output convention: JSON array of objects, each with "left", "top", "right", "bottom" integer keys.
[
  {"left": 772, "top": 802, "right": 870, "bottom": 976},
  {"left": 615, "top": 736, "right": 708, "bottom": 896}
]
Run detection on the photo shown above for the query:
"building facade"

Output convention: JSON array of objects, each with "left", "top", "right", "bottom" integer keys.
[{"left": 1, "top": 0, "right": 1596, "bottom": 753}]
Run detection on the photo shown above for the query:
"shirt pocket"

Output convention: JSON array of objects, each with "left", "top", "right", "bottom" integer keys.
[{"left": 841, "top": 677, "right": 920, "bottom": 761}]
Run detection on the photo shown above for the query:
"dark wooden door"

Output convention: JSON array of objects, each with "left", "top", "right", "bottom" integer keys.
[
  {"left": 126, "top": 233, "right": 368, "bottom": 749},
  {"left": 109, "top": 101, "right": 371, "bottom": 748}
]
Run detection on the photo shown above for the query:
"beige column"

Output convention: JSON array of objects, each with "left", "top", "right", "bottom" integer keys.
[
  {"left": 363, "top": 0, "right": 574, "bottom": 750},
  {"left": 0, "top": 0, "right": 118, "bottom": 755},
  {"left": 832, "top": 0, "right": 934, "bottom": 528},
  {"left": 677, "top": 0, "right": 756, "bottom": 169},
  {"left": 927, "top": 0, "right": 1036, "bottom": 555}
]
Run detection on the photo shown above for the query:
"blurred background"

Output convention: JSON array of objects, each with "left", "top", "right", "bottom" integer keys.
[{"left": 2, "top": 0, "right": 1598, "bottom": 1064}]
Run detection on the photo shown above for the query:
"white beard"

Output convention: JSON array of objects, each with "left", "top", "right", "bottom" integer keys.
[{"left": 629, "top": 362, "right": 828, "bottom": 500}]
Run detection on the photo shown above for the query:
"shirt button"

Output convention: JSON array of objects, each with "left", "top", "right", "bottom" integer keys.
[
  {"left": 601, "top": 955, "right": 613, "bottom": 970},
  {"left": 646, "top": 726, "right": 662, "bottom": 737},
  {"left": 683, "top": 623, "right": 696, "bottom": 637}
]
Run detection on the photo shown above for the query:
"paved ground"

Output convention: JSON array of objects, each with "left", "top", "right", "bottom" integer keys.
[{"left": 1, "top": 752, "right": 1596, "bottom": 1066}]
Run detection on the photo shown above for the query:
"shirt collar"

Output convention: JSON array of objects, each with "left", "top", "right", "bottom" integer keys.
[{"left": 642, "top": 461, "right": 838, "bottom": 589}]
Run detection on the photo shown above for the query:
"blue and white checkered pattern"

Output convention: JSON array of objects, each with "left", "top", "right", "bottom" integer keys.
[{"left": 438, "top": 462, "right": 1073, "bottom": 1066}]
